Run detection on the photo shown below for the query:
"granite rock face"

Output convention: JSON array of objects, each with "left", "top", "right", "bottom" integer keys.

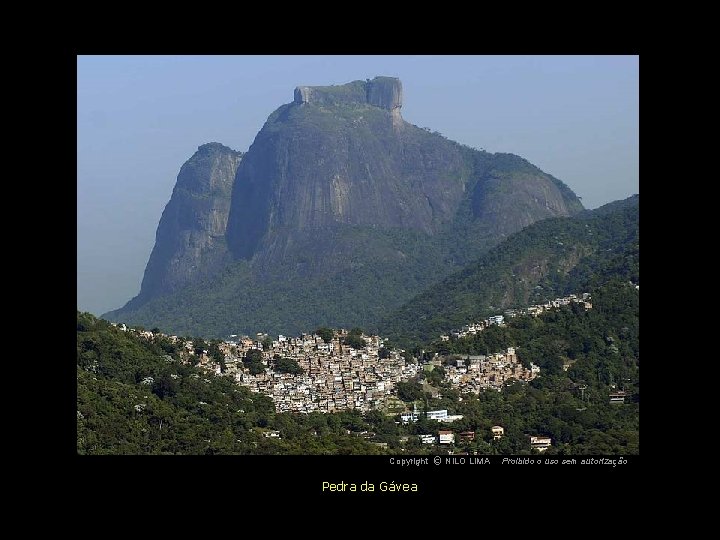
[
  {"left": 134, "top": 143, "right": 242, "bottom": 302},
  {"left": 293, "top": 76, "right": 402, "bottom": 118},
  {"left": 226, "top": 89, "right": 461, "bottom": 262},
  {"left": 226, "top": 76, "right": 578, "bottom": 266},
  {"left": 108, "top": 77, "right": 584, "bottom": 336},
  {"left": 366, "top": 76, "right": 402, "bottom": 111},
  {"left": 293, "top": 86, "right": 313, "bottom": 104}
]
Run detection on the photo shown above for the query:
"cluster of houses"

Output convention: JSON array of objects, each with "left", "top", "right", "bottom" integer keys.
[
  {"left": 112, "top": 324, "right": 420, "bottom": 413},
  {"left": 112, "top": 324, "right": 539, "bottom": 414},
  {"left": 111, "top": 322, "right": 557, "bottom": 451},
  {"left": 415, "top": 425, "right": 506, "bottom": 445},
  {"left": 216, "top": 330, "right": 421, "bottom": 413},
  {"left": 442, "top": 347, "right": 540, "bottom": 393},
  {"left": 416, "top": 427, "right": 552, "bottom": 452},
  {"left": 109, "top": 292, "right": 588, "bottom": 432},
  {"left": 439, "top": 293, "right": 592, "bottom": 341}
]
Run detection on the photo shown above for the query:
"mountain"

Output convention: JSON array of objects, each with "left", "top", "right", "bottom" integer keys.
[
  {"left": 380, "top": 195, "right": 638, "bottom": 346},
  {"left": 124, "top": 142, "right": 243, "bottom": 310},
  {"left": 105, "top": 76, "right": 583, "bottom": 338}
]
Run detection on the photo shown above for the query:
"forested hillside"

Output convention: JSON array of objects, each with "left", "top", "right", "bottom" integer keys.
[
  {"left": 77, "top": 312, "right": 385, "bottom": 455},
  {"left": 381, "top": 195, "right": 638, "bottom": 346}
]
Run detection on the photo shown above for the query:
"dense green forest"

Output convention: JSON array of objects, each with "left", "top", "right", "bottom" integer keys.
[
  {"left": 411, "top": 279, "right": 639, "bottom": 454},
  {"left": 81, "top": 197, "right": 637, "bottom": 455},
  {"left": 77, "top": 312, "right": 386, "bottom": 455},
  {"left": 381, "top": 195, "right": 638, "bottom": 346},
  {"left": 104, "top": 225, "right": 456, "bottom": 339},
  {"left": 78, "top": 275, "right": 638, "bottom": 454}
]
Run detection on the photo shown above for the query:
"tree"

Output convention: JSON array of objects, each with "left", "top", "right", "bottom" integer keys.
[
  {"left": 379, "top": 347, "right": 391, "bottom": 359},
  {"left": 344, "top": 334, "right": 365, "bottom": 350},
  {"left": 427, "top": 366, "right": 445, "bottom": 386},
  {"left": 273, "top": 357, "right": 304, "bottom": 374},
  {"left": 244, "top": 350, "right": 263, "bottom": 363},
  {"left": 151, "top": 373, "right": 178, "bottom": 399},
  {"left": 243, "top": 349, "right": 265, "bottom": 375},
  {"left": 247, "top": 363, "right": 265, "bottom": 375},
  {"left": 315, "top": 327, "right": 334, "bottom": 343},
  {"left": 365, "top": 410, "right": 384, "bottom": 428},
  {"left": 194, "top": 338, "right": 207, "bottom": 356},
  {"left": 396, "top": 381, "right": 424, "bottom": 402}
]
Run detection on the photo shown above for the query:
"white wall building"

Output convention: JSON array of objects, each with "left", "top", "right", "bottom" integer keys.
[
  {"left": 439, "top": 431, "right": 455, "bottom": 444},
  {"left": 427, "top": 409, "right": 448, "bottom": 421}
]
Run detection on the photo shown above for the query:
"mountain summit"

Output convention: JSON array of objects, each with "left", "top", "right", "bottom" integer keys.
[
  {"left": 106, "top": 77, "right": 583, "bottom": 337},
  {"left": 294, "top": 76, "right": 403, "bottom": 127}
]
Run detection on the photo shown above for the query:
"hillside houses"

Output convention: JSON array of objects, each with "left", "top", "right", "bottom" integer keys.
[
  {"left": 439, "top": 293, "right": 592, "bottom": 341},
  {"left": 111, "top": 294, "right": 575, "bottom": 417},
  {"left": 443, "top": 347, "right": 539, "bottom": 393},
  {"left": 222, "top": 330, "right": 420, "bottom": 413}
]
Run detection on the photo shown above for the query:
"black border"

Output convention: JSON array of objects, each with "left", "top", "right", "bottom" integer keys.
[{"left": 66, "top": 35, "right": 643, "bottom": 500}]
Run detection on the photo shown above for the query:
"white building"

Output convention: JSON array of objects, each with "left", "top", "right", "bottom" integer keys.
[
  {"left": 427, "top": 409, "right": 448, "bottom": 421},
  {"left": 439, "top": 431, "right": 455, "bottom": 444},
  {"left": 487, "top": 315, "right": 504, "bottom": 325},
  {"left": 419, "top": 434, "right": 436, "bottom": 444},
  {"left": 439, "top": 414, "right": 464, "bottom": 423},
  {"left": 530, "top": 435, "right": 551, "bottom": 452}
]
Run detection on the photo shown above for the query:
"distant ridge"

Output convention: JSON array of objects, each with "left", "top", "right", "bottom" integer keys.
[{"left": 380, "top": 195, "right": 638, "bottom": 346}]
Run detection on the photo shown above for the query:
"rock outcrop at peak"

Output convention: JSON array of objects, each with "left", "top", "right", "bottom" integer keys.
[
  {"left": 293, "top": 76, "right": 402, "bottom": 117},
  {"left": 366, "top": 76, "right": 402, "bottom": 111},
  {"left": 129, "top": 143, "right": 242, "bottom": 305}
]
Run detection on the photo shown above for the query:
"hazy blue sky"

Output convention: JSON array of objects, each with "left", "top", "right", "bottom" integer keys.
[{"left": 77, "top": 55, "right": 639, "bottom": 316}]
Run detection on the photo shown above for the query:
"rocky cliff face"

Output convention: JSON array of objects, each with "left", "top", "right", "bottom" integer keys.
[
  {"left": 366, "top": 76, "right": 402, "bottom": 127},
  {"left": 131, "top": 143, "right": 242, "bottom": 304},
  {"left": 470, "top": 154, "right": 583, "bottom": 239},
  {"left": 366, "top": 76, "right": 402, "bottom": 111},
  {"left": 293, "top": 76, "right": 402, "bottom": 122},
  {"left": 226, "top": 77, "right": 578, "bottom": 268},
  {"left": 108, "top": 77, "right": 584, "bottom": 337},
  {"left": 227, "top": 82, "right": 466, "bottom": 262}
]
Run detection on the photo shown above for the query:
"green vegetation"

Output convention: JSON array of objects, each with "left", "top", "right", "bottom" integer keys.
[
  {"left": 77, "top": 312, "right": 385, "bottom": 455},
  {"left": 381, "top": 195, "right": 638, "bottom": 346},
  {"left": 343, "top": 333, "right": 366, "bottom": 350},
  {"left": 425, "top": 365, "right": 446, "bottom": 387},
  {"left": 315, "top": 327, "right": 334, "bottom": 343},
  {"left": 347, "top": 279, "right": 637, "bottom": 455},
  {"left": 272, "top": 356, "right": 304, "bottom": 375},
  {"left": 79, "top": 269, "right": 638, "bottom": 454},
  {"left": 243, "top": 349, "right": 265, "bottom": 375},
  {"left": 396, "top": 381, "right": 424, "bottom": 402},
  {"left": 420, "top": 279, "right": 639, "bottom": 455}
]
